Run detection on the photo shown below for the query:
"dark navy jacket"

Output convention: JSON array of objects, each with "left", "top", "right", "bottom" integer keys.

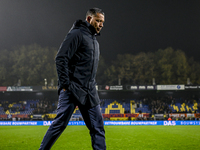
[{"left": 55, "top": 20, "right": 100, "bottom": 107}]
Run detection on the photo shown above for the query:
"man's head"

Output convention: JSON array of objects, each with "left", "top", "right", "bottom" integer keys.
[{"left": 86, "top": 8, "right": 105, "bottom": 34}]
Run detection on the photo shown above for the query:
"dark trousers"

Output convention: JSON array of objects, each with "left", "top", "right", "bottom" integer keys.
[{"left": 39, "top": 89, "right": 106, "bottom": 150}]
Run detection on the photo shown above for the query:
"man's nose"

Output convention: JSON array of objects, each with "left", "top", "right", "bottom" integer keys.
[{"left": 99, "top": 22, "right": 103, "bottom": 27}]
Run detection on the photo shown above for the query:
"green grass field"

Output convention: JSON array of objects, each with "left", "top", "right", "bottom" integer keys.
[{"left": 0, "top": 126, "right": 200, "bottom": 150}]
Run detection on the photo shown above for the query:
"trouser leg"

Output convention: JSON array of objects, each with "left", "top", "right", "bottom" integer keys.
[
  {"left": 79, "top": 104, "right": 106, "bottom": 150},
  {"left": 39, "top": 90, "right": 75, "bottom": 150}
]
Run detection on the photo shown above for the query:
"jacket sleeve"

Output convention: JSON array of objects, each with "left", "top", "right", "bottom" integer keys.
[{"left": 55, "top": 29, "right": 82, "bottom": 89}]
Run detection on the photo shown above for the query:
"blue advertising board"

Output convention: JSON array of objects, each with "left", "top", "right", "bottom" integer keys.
[{"left": 0, "top": 121, "right": 200, "bottom": 126}]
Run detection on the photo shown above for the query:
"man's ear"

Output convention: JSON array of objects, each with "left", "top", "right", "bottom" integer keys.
[{"left": 86, "top": 16, "right": 92, "bottom": 23}]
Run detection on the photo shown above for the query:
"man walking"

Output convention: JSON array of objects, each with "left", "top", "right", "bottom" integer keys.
[{"left": 39, "top": 8, "right": 106, "bottom": 150}]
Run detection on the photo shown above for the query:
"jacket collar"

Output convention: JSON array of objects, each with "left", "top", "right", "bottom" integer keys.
[
  {"left": 73, "top": 20, "right": 100, "bottom": 36},
  {"left": 84, "top": 21, "right": 100, "bottom": 36}
]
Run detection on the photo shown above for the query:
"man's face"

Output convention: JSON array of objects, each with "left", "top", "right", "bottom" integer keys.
[{"left": 87, "top": 13, "right": 105, "bottom": 34}]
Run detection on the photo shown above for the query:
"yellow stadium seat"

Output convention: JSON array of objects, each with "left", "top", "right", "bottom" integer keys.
[
  {"left": 130, "top": 100, "right": 136, "bottom": 114},
  {"left": 105, "top": 101, "right": 124, "bottom": 114}
]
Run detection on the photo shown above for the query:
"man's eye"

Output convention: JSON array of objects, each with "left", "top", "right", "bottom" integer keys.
[{"left": 96, "top": 20, "right": 100, "bottom": 22}]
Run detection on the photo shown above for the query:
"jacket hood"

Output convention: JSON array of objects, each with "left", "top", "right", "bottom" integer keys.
[{"left": 71, "top": 20, "right": 99, "bottom": 36}]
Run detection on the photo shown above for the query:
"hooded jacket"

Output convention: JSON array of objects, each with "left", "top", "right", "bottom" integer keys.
[{"left": 55, "top": 20, "right": 100, "bottom": 107}]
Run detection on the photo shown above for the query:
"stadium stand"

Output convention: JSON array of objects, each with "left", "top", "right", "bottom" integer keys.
[{"left": 0, "top": 97, "right": 199, "bottom": 121}]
